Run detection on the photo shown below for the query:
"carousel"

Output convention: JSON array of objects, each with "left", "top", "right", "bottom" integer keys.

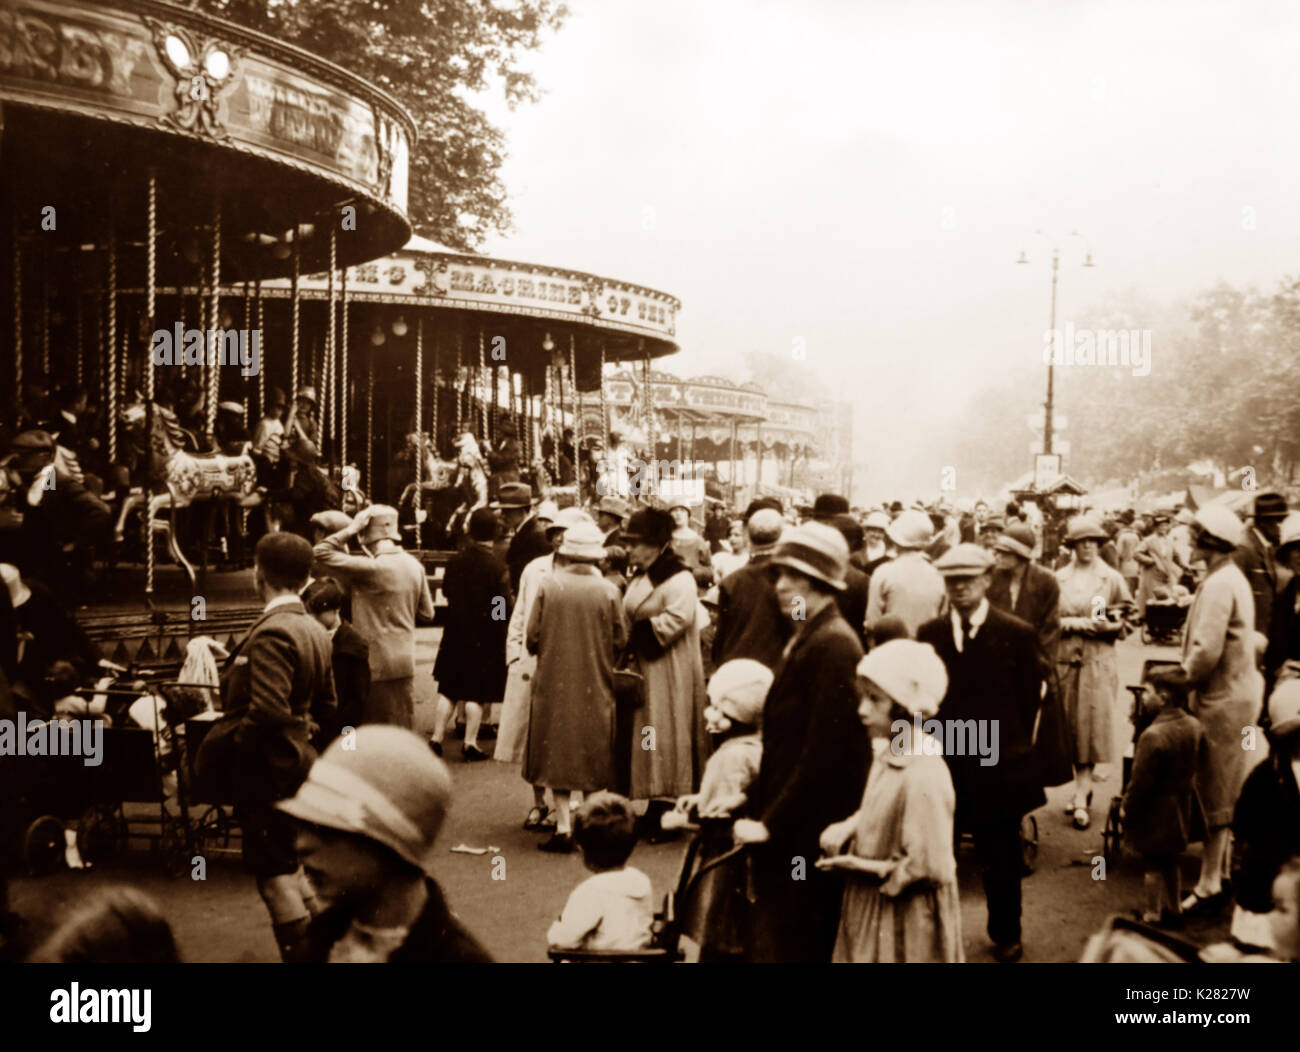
[
  {"left": 583, "top": 372, "right": 822, "bottom": 511},
  {"left": 1, "top": 0, "right": 414, "bottom": 656},
  {"left": 252, "top": 234, "right": 682, "bottom": 547}
]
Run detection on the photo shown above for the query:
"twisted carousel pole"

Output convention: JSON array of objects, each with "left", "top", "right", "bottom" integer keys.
[
  {"left": 430, "top": 326, "right": 439, "bottom": 457},
  {"left": 414, "top": 316, "right": 423, "bottom": 490},
  {"left": 145, "top": 170, "right": 158, "bottom": 597},
  {"left": 106, "top": 205, "right": 118, "bottom": 466},
  {"left": 12, "top": 233, "right": 21, "bottom": 408},
  {"left": 570, "top": 334, "right": 583, "bottom": 485},
  {"left": 291, "top": 236, "right": 301, "bottom": 396},
  {"left": 340, "top": 263, "right": 349, "bottom": 466},
  {"left": 206, "top": 197, "right": 221, "bottom": 437},
  {"left": 366, "top": 351, "right": 374, "bottom": 498},
  {"left": 455, "top": 331, "right": 463, "bottom": 434},
  {"left": 255, "top": 279, "right": 264, "bottom": 416},
  {"left": 326, "top": 225, "right": 337, "bottom": 465},
  {"left": 75, "top": 292, "right": 85, "bottom": 389},
  {"left": 477, "top": 328, "right": 488, "bottom": 439},
  {"left": 599, "top": 342, "right": 609, "bottom": 447}
]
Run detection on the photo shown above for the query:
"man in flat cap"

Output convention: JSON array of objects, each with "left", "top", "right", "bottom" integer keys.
[{"left": 917, "top": 543, "right": 1047, "bottom": 963}]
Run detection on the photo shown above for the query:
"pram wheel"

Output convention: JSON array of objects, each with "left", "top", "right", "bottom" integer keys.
[
  {"left": 77, "top": 803, "right": 126, "bottom": 867},
  {"left": 1019, "top": 814, "right": 1038, "bottom": 874},
  {"left": 23, "top": 816, "right": 67, "bottom": 875},
  {"left": 1102, "top": 798, "right": 1122, "bottom": 863}
]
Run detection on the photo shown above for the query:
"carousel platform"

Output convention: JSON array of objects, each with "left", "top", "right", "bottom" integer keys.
[{"left": 77, "top": 556, "right": 454, "bottom": 667}]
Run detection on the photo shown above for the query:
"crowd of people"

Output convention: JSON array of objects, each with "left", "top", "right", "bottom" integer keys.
[{"left": 4, "top": 463, "right": 1300, "bottom": 965}]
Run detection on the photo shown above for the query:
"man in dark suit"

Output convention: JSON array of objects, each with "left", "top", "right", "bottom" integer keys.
[
  {"left": 918, "top": 543, "right": 1046, "bottom": 963},
  {"left": 222, "top": 532, "right": 337, "bottom": 962},
  {"left": 1234, "top": 490, "right": 1289, "bottom": 638},
  {"left": 735, "top": 522, "right": 869, "bottom": 962},
  {"left": 712, "top": 508, "right": 790, "bottom": 668},
  {"left": 496, "top": 483, "right": 550, "bottom": 594}
]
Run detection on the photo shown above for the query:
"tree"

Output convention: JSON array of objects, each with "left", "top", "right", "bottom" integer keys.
[{"left": 194, "top": 0, "right": 568, "bottom": 250}]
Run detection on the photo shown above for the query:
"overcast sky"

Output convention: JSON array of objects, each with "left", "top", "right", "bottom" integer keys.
[{"left": 480, "top": 0, "right": 1300, "bottom": 498}]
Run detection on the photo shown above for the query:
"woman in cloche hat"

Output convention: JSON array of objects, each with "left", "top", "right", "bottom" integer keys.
[{"left": 1055, "top": 516, "right": 1134, "bottom": 830}]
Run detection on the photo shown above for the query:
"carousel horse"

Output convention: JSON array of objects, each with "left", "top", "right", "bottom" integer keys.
[
  {"left": 113, "top": 399, "right": 257, "bottom": 589},
  {"left": 396, "top": 432, "right": 459, "bottom": 549}
]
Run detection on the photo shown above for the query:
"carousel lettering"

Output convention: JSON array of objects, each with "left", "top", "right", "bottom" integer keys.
[
  {"left": 245, "top": 73, "right": 346, "bottom": 157},
  {"left": 0, "top": 8, "right": 149, "bottom": 96},
  {"left": 152, "top": 324, "right": 261, "bottom": 378}
]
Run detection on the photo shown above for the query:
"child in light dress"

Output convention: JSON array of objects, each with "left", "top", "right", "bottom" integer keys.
[{"left": 819, "top": 639, "right": 963, "bottom": 962}]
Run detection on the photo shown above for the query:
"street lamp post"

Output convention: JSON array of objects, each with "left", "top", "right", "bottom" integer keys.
[{"left": 1017, "top": 229, "right": 1094, "bottom": 460}]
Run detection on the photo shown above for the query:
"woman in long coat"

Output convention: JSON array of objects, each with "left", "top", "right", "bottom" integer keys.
[
  {"left": 1134, "top": 514, "right": 1179, "bottom": 617},
  {"left": 1180, "top": 505, "right": 1264, "bottom": 915},
  {"left": 433, "top": 508, "right": 510, "bottom": 761},
  {"left": 620, "top": 508, "right": 708, "bottom": 835},
  {"left": 1055, "top": 517, "right": 1134, "bottom": 830},
  {"left": 524, "top": 522, "right": 626, "bottom": 852}
]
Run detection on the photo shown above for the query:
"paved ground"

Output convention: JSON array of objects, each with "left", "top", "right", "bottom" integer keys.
[{"left": 10, "top": 630, "right": 1235, "bottom": 962}]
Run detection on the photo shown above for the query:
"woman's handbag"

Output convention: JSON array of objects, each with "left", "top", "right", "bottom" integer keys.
[{"left": 612, "top": 649, "right": 646, "bottom": 711}]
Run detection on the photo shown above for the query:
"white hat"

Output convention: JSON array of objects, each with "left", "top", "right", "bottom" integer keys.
[
  {"left": 886, "top": 509, "right": 934, "bottom": 550},
  {"left": 558, "top": 520, "right": 606, "bottom": 562},
  {"left": 535, "top": 499, "right": 561, "bottom": 525},
  {"left": 856, "top": 640, "right": 948, "bottom": 717},
  {"left": 1278, "top": 512, "right": 1300, "bottom": 556},
  {"left": 863, "top": 511, "right": 890, "bottom": 531},
  {"left": 1267, "top": 678, "right": 1300, "bottom": 738},
  {"left": 0, "top": 563, "right": 31, "bottom": 609},
  {"left": 1194, "top": 504, "right": 1245, "bottom": 550},
  {"left": 707, "top": 659, "right": 774, "bottom": 727},
  {"left": 547, "top": 506, "right": 592, "bottom": 535}
]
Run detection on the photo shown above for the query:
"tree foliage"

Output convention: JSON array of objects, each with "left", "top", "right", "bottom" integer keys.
[
  {"left": 942, "top": 277, "right": 1300, "bottom": 497},
  {"left": 193, "top": 0, "right": 568, "bottom": 249}
]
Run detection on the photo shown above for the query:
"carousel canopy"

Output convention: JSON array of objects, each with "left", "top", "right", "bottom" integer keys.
[
  {"left": 1, "top": 0, "right": 415, "bottom": 279},
  {"left": 254, "top": 235, "right": 681, "bottom": 371}
]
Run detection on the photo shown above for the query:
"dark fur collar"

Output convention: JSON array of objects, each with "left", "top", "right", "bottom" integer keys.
[{"left": 646, "top": 545, "right": 687, "bottom": 586}]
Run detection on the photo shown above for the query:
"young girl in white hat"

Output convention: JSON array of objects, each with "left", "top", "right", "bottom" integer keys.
[{"left": 818, "top": 639, "right": 963, "bottom": 962}]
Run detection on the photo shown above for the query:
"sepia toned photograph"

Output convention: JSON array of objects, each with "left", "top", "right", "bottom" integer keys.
[{"left": 0, "top": 0, "right": 1297, "bottom": 1029}]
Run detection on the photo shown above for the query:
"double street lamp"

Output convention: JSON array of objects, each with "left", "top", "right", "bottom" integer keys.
[{"left": 1016, "top": 230, "right": 1095, "bottom": 457}]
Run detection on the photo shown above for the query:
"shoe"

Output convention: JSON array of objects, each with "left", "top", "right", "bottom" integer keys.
[
  {"left": 428, "top": 740, "right": 443, "bottom": 757},
  {"left": 523, "top": 805, "right": 551, "bottom": 831},
  {"left": 1071, "top": 807, "right": 1090, "bottom": 830},
  {"left": 991, "top": 941, "right": 1023, "bottom": 963},
  {"left": 462, "top": 744, "right": 489, "bottom": 762},
  {"left": 538, "top": 832, "right": 574, "bottom": 853},
  {"left": 1180, "top": 890, "right": 1229, "bottom": 917}
]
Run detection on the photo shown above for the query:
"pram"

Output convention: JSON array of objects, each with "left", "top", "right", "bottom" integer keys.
[
  {"left": 1141, "top": 598, "right": 1189, "bottom": 646},
  {"left": 13, "top": 677, "right": 225, "bottom": 878},
  {"left": 546, "top": 816, "right": 749, "bottom": 963},
  {"left": 1100, "top": 659, "right": 1182, "bottom": 864}
]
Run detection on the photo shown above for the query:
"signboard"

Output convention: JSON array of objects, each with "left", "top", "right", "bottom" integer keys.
[
  {"left": 1034, "top": 453, "right": 1063, "bottom": 490},
  {"left": 0, "top": 0, "right": 412, "bottom": 212},
  {"left": 265, "top": 252, "right": 678, "bottom": 343}
]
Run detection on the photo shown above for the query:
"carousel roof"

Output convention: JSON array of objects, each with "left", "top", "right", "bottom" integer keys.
[{"left": 2, "top": 0, "right": 416, "bottom": 279}]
